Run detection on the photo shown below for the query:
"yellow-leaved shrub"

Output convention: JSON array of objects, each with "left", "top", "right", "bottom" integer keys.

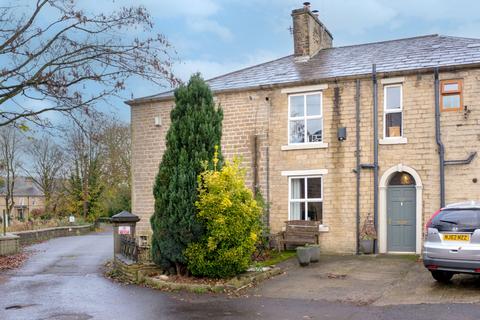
[{"left": 185, "top": 153, "right": 262, "bottom": 278}]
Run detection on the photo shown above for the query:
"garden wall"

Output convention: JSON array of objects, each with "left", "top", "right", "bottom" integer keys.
[{"left": 14, "top": 224, "right": 95, "bottom": 245}]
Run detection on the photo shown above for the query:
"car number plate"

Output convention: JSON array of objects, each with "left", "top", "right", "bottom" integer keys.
[{"left": 443, "top": 234, "right": 470, "bottom": 242}]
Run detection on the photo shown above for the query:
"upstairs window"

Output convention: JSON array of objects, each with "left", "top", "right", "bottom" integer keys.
[
  {"left": 288, "top": 92, "right": 323, "bottom": 144},
  {"left": 441, "top": 79, "right": 463, "bottom": 112},
  {"left": 384, "top": 84, "right": 403, "bottom": 138}
]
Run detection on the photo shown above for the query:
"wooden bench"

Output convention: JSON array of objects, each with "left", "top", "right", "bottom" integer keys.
[{"left": 277, "top": 220, "right": 320, "bottom": 251}]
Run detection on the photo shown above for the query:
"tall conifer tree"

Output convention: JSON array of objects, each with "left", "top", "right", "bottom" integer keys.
[{"left": 151, "top": 74, "right": 223, "bottom": 274}]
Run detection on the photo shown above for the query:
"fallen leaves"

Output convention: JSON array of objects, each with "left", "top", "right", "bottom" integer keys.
[{"left": 0, "top": 251, "right": 30, "bottom": 271}]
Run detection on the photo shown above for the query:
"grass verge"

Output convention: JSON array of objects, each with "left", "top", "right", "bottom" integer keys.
[{"left": 255, "top": 250, "right": 296, "bottom": 267}]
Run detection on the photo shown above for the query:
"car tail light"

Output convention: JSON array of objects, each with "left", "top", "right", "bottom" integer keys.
[
  {"left": 425, "top": 209, "right": 442, "bottom": 232},
  {"left": 426, "top": 265, "right": 438, "bottom": 270}
]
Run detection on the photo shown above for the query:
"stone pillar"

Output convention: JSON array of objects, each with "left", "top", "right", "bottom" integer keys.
[
  {"left": 111, "top": 211, "right": 140, "bottom": 256},
  {"left": 0, "top": 234, "right": 20, "bottom": 256}
]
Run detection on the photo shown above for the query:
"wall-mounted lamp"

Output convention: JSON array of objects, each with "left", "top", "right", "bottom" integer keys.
[
  {"left": 154, "top": 116, "right": 162, "bottom": 127},
  {"left": 337, "top": 127, "right": 347, "bottom": 141}
]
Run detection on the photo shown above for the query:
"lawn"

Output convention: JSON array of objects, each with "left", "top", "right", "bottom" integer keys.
[{"left": 255, "top": 250, "right": 296, "bottom": 268}]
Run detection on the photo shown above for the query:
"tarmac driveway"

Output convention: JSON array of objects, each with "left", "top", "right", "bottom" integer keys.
[
  {"left": 3, "top": 230, "right": 480, "bottom": 320},
  {"left": 250, "top": 254, "right": 480, "bottom": 306}
]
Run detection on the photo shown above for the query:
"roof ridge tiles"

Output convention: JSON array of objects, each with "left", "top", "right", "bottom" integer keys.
[{"left": 331, "top": 34, "right": 440, "bottom": 50}]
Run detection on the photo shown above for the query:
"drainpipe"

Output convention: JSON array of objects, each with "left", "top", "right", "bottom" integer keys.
[
  {"left": 434, "top": 68, "right": 446, "bottom": 208},
  {"left": 355, "top": 79, "right": 361, "bottom": 255},
  {"left": 372, "top": 64, "right": 379, "bottom": 253},
  {"left": 252, "top": 134, "right": 259, "bottom": 194},
  {"left": 266, "top": 96, "right": 272, "bottom": 228}
]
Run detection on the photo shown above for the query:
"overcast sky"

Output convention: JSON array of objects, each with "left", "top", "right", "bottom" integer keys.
[
  {"left": 116, "top": 0, "right": 480, "bottom": 121},
  {"left": 6, "top": 0, "right": 480, "bottom": 123}
]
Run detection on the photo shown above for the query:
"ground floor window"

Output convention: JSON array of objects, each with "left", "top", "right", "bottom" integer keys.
[
  {"left": 17, "top": 208, "right": 25, "bottom": 220},
  {"left": 289, "top": 176, "right": 323, "bottom": 222}
]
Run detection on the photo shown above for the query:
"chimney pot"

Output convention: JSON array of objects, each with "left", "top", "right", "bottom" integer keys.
[{"left": 303, "top": 2, "right": 311, "bottom": 9}]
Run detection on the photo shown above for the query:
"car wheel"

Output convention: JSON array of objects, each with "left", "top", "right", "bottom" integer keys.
[{"left": 430, "top": 270, "right": 454, "bottom": 283}]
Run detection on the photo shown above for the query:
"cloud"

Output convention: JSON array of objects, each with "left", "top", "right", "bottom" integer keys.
[
  {"left": 173, "top": 49, "right": 283, "bottom": 81},
  {"left": 80, "top": 0, "right": 219, "bottom": 17},
  {"left": 79, "top": 0, "right": 232, "bottom": 41},
  {"left": 147, "top": 0, "right": 220, "bottom": 18},
  {"left": 320, "top": 0, "right": 397, "bottom": 36},
  {"left": 187, "top": 19, "right": 233, "bottom": 41}
]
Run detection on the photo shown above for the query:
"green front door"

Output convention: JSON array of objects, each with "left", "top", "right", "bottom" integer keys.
[{"left": 387, "top": 186, "right": 416, "bottom": 252}]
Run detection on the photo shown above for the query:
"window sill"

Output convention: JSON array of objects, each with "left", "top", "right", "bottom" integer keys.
[
  {"left": 281, "top": 224, "right": 329, "bottom": 232},
  {"left": 281, "top": 142, "right": 329, "bottom": 151},
  {"left": 379, "top": 137, "right": 408, "bottom": 145},
  {"left": 318, "top": 224, "right": 329, "bottom": 233}
]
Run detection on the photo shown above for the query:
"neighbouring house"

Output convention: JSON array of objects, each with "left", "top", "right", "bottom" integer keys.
[
  {"left": 127, "top": 3, "right": 480, "bottom": 254},
  {"left": 0, "top": 176, "right": 45, "bottom": 221}
]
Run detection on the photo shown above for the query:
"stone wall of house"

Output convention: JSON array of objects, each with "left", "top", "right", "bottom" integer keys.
[
  {"left": 131, "top": 101, "right": 173, "bottom": 236},
  {"left": 130, "top": 68, "right": 480, "bottom": 253},
  {"left": 0, "top": 196, "right": 45, "bottom": 220},
  {"left": 440, "top": 70, "right": 480, "bottom": 205}
]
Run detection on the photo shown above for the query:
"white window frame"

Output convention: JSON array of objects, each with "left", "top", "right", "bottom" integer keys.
[
  {"left": 287, "top": 91, "right": 323, "bottom": 145},
  {"left": 383, "top": 84, "right": 403, "bottom": 140},
  {"left": 288, "top": 175, "right": 323, "bottom": 222}
]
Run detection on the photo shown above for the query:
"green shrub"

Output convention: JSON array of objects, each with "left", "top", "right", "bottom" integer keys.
[
  {"left": 151, "top": 73, "right": 223, "bottom": 274},
  {"left": 185, "top": 154, "right": 262, "bottom": 278}
]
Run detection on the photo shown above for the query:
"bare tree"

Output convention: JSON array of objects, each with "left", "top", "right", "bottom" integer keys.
[
  {"left": 27, "top": 136, "right": 64, "bottom": 213},
  {"left": 0, "top": 125, "right": 23, "bottom": 235},
  {"left": 99, "top": 119, "right": 130, "bottom": 189},
  {"left": 98, "top": 119, "right": 131, "bottom": 215},
  {"left": 65, "top": 118, "right": 103, "bottom": 219},
  {"left": 0, "top": 0, "right": 178, "bottom": 128}
]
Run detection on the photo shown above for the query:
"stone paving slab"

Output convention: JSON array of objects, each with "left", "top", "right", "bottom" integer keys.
[{"left": 250, "top": 254, "right": 480, "bottom": 306}]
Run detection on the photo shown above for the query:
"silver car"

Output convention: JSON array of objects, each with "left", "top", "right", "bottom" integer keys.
[{"left": 423, "top": 201, "right": 480, "bottom": 283}]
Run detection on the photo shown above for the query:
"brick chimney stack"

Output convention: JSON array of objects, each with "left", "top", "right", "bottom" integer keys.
[{"left": 291, "top": 2, "right": 333, "bottom": 61}]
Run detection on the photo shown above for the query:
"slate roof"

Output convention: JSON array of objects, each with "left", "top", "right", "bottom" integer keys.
[
  {"left": 0, "top": 176, "right": 44, "bottom": 197},
  {"left": 128, "top": 34, "right": 480, "bottom": 104}
]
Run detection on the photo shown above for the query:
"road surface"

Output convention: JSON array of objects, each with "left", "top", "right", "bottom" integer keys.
[{"left": 2, "top": 229, "right": 480, "bottom": 320}]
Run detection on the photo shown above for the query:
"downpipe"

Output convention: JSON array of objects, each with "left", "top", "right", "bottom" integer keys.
[
  {"left": 355, "top": 79, "right": 361, "bottom": 255},
  {"left": 372, "top": 64, "right": 379, "bottom": 254},
  {"left": 434, "top": 68, "right": 446, "bottom": 208}
]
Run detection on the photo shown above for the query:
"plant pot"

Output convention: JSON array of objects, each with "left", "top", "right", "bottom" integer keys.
[
  {"left": 296, "top": 246, "right": 311, "bottom": 266},
  {"left": 360, "top": 239, "right": 375, "bottom": 254},
  {"left": 306, "top": 245, "right": 320, "bottom": 262}
]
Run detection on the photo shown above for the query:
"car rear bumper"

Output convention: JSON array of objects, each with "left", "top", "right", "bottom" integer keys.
[{"left": 423, "top": 255, "right": 480, "bottom": 274}]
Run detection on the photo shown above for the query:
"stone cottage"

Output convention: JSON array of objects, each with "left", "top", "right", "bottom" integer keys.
[
  {"left": 0, "top": 176, "right": 45, "bottom": 221},
  {"left": 127, "top": 3, "right": 480, "bottom": 254}
]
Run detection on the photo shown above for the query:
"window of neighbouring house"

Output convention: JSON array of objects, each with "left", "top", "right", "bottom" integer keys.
[
  {"left": 384, "top": 84, "right": 403, "bottom": 138},
  {"left": 289, "top": 176, "right": 323, "bottom": 222},
  {"left": 17, "top": 208, "right": 24, "bottom": 220},
  {"left": 288, "top": 92, "right": 323, "bottom": 144},
  {"left": 441, "top": 79, "right": 463, "bottom": 112}
]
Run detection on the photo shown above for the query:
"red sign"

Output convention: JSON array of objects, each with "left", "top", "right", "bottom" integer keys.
[{"left": 118, "top": 226, "right": 131, "bottom": 235}]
